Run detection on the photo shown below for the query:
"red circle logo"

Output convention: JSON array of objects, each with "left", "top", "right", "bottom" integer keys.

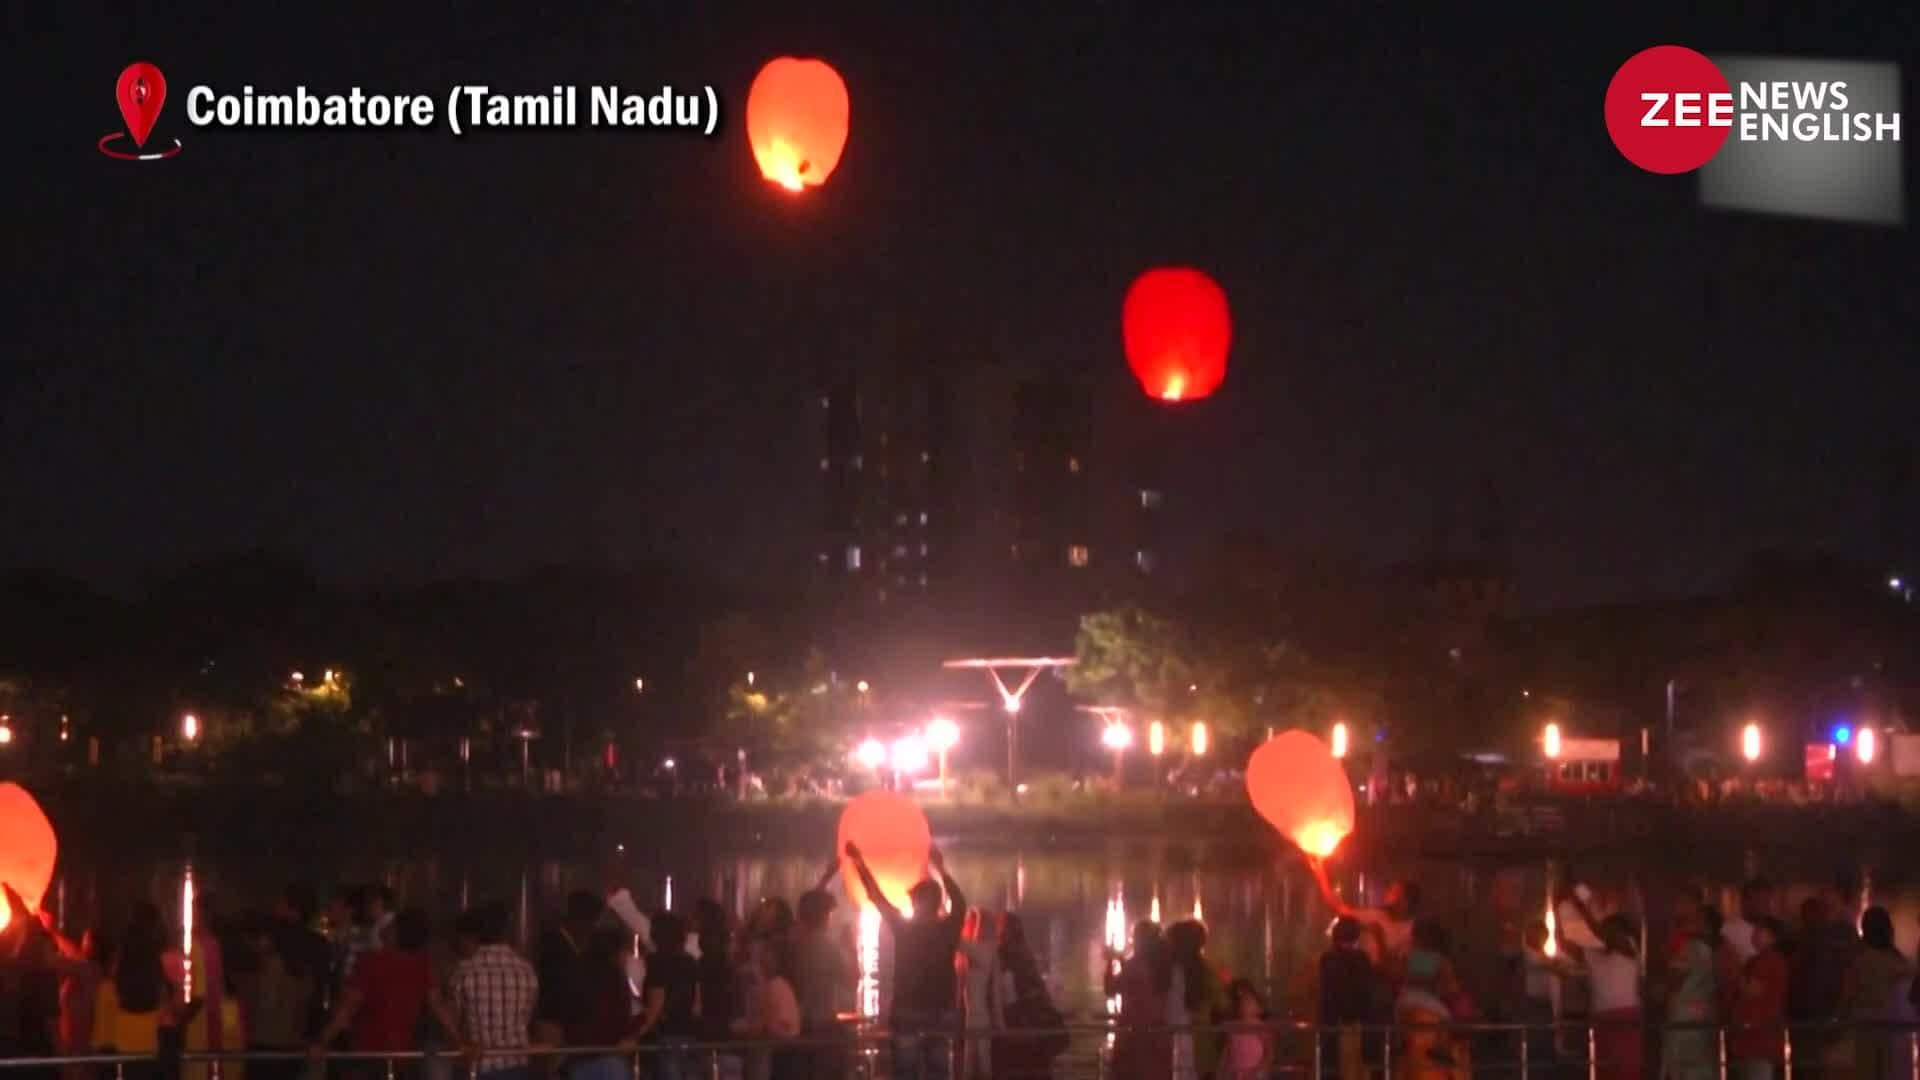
[{"left": 1604, "top": 45, "right": 1731, "bottom": 174}]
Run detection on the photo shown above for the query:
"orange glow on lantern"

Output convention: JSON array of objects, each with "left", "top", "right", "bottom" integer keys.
[
  {"left": 1122, "top": 268, "right": 1231, "bottom": 405},
  {"left": 837, "top": 790, "right": 931, "bottom": 912},
  {"left": 0, "top": 783, "right": 57, "bottom": 932},
  {"left": 746, "top": 58, "right": 849, "bottom": 193},
  {"left": 1245, "top": 731, "right": 1355, "bottom": 858}
]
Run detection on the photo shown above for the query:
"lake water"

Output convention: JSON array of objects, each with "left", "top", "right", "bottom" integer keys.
[{"left": 41, "top": 838, "right": 1920, "bottom": 1020}]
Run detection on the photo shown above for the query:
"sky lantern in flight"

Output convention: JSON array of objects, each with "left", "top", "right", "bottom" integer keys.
[
  {"left": 745, "top": 57, "right": 850, "bottom": 193},
  {"left": 836, "top": 789, "right": 931, "bottom": 912},
  {"left": 1245, "top": 730, "right": 1355, "bottom": 858},
  {"left": 1122, "top": 267, "right": 1232, "bottom": 404},
  {"left": 0, "top": 782, "right": 58, "bottom": 931}
]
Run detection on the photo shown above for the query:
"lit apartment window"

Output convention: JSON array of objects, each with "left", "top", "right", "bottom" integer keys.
[
  {"left": 921, "top": 451, "right": 931, "bottom": 464},
  {"left": 1140, "top": 489, "right": 1163, "bottom": 509},
  {"left": 818, "top": 395, "right": 829, "bottom": 408},
  {"left": 845, "top": 545, "right": 862, "bottom": 572},
  {"left": 852, "top": 455, "right": 864, "bottom": 471},
  {"left": 917, "top": 573, "right": 928, "bottom": 587},
  {"left": 1068, "top": 545, "right": 1090, "bottom": 568},
  {"left": 893, "top": 545, "right": 908, "bottom": 559},
  {"left": 919, "top": 543, "right": 928, "bottom": 557},
  {"left": 817, "top": 551, "right": 829, "bottom": 564},
  {"left": 919, "top": 511, "right": 928, "bottom": 526},
  {"left": 819, "top": 458, "right": 830, "bottom": 471},
  {"left": 1068, "top": 456, "right": 1082, "bottom": 474},
  {"left": 895, "top": 512, "right": 908, "bottom": 526},
  {"left": 1010, "top": 543, "right": 1021, "bottom": 561},
  {"left": 1135, "top": 549, "right": 1157, "bottom": 573}
]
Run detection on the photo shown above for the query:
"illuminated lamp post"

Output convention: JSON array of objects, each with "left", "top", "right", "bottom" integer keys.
[
  {"left": 1741, "top": 722, "right": 1762, "bottom": 764},
  {"left": 1102, "top": 722, "right": 1133, "bottom": 786},
  {"left": 1330, "top": 721, "right": 1350, "bottom": 759},
  {"left": 942, "top": 657, "right": 1075, "bottom": 790},
  {"left": 1190, "top": 721, "right": 1209, "bottom": 758},
  {"left": 926, "top": 717, "right": 959, "bottom": 794}
]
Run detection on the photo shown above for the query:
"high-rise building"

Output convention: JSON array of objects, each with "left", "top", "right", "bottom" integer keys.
[
  {"left": 809, "top": 373, "right": 953, "bottom": 605},
  {"left": 1009, "top": 378, "right": 1094, "bottom": 580}
]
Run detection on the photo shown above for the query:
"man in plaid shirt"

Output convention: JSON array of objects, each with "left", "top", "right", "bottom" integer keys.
[{"left": 448, "top": 903, "right": 539, "bottom": 1080}]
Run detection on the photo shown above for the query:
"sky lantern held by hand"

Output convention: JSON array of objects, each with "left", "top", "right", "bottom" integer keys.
[
  {"left": 745, "top": 57, "right": 850, "bottom": 193},
  {"left": 1122, "top": 267, "right": 1232, "bottom": 403},
  {"left": 0, "top": 782, "right": 58, "bottom": 931},
  {"left": 1245, "top": 730, "right": 1355, "bottom": 858},
  {"left": 837, "top": 790, "right": 931, "bottom": 912}
]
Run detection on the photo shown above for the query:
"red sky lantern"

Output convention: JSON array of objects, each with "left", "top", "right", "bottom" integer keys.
[
  {"left": 1122, "top": 267, "right": 1232, "bottom": 403},
  {"left": 0, "top": 782, "right": 57, "bottom": 930},
  {"left": 1245, "top": 730, "right": 1354, "bottom": 858},
  {"left": 836, "top": 789, "right": 930, "bottom": 911},
  {"left": 745, "top": 58, "right": 850, "bottom": 194}
]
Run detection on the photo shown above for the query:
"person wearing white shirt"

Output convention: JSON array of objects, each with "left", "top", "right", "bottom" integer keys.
[{"left": 1718, "top": 878, "right": 1773, "bottom": 964}]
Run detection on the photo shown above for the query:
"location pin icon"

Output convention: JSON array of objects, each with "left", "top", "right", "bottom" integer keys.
[{"left": 116, "top": 62, "right": 167, "bottom": 148}]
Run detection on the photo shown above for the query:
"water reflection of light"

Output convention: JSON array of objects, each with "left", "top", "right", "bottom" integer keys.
[
  {"left": 1150, "top": 894, "right": 1162, "bottom": 925},
  {"left": 858, "top": 908, "right": 881, "bottom": 1018},
  {"left": 1543, "top": 862, "right": 1558, "bottom": 959},
  {"left": 665, "top": 875, "right": 674, "bottom": 912},
  {"left": 181, "top": 865, "right": 196, "bottom": 1002}
]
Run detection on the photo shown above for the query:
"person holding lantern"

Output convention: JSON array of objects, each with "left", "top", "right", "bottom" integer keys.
[{"left": 845, "top": 841, "right": 968, "bottom": 1080}]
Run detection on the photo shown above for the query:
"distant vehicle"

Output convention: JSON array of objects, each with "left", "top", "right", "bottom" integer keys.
[{"left": 1546, "top": 737, "right": 1622, "bottom": 795}]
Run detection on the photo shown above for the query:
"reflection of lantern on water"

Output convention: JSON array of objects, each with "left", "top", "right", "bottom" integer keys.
[
  {"left": 1246, "top": 731, "right": 1356, "bottom": 858},
  {"left": 0, "top": 783, "right": 58, "bottom": 932},
  {"left": 1103, "top": 891, "right": 1127, "bottom": 1020},
  {"left": 745, "top": 58, "right": 850, "bottom": 193},
  {"left": 857, "top": 908, "right": 881, "bottom": 1018}
]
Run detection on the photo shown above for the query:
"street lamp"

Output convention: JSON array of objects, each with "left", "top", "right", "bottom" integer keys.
[
  {"left": 891, "top": 735, "right": 929, "bottom": 787},
  {"left": 1741, "top": 722, "right": 1762, "bottom": 763},
  {"left": 927, "top": 717, "right": 960, "bottom": 792},
  {"left": 1543, "top": 722, "right": 1563, "bottom": 760},
  {"left": 1101, "top": 722, "right": 1133, "bottom": 785},
  {"left": 1148, "top": 721, "right": 1166, "bottom": 757},
  {"left": 634, "top": 677, "right": 646, "bottom": 693},
  {"left": 855, "top": 738, "right": 887, "bottom": 773},
  {"left": 855, "top": 680, "right": 870, "bottom": 695},
  {"left": 1190, "top": 722, "right": 1209, "bottom": 757},
  {"left": 1330, "top": 721, "right": 1350, "bottom": 759},
  {"left": 0, "top": 717, "right": 12, "bottom": 747},
  {"left": 181, "top": 713, "right": 200, "bottom": 743},
  {"left": 1857, "top": 727, "right": 1877, "bottom": 765}
]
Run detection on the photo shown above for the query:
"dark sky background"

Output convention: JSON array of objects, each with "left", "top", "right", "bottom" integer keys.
[{"left": 9, "top": 2, "right": 1917, "bottom": 609}]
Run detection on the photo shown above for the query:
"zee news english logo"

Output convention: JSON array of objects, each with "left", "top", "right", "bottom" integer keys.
[{"left": 1605, "top": 45, "right": 1901, "bottom": 175}]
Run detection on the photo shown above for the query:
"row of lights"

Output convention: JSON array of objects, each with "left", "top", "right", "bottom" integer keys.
[
  {"left": 1104, "top": 720, "right": 1211, "bottom": 756},
  {"left": 1546, "top": 719, "right": 1881, "bottom": 765},
  {"left": 853, "top": 716, "right": 960, "bottom": 777}
]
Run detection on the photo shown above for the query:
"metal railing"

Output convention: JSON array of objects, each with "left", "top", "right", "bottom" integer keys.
[{"left": 2, "top": 1020, "right": 1914, "bottom": 1080}]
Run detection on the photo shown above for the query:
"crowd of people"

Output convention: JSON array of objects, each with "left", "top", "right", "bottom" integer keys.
[
  {"left": 0, "top": 843, "right": 1072, "bottom": 1080},
  {"left": 6, "top": 856, "right": 1920, "bottom": 1080}
]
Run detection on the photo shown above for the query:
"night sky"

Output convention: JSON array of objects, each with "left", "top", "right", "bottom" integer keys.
[{"left": 11, "top": 2, "right": 1916, "bottom": 607}]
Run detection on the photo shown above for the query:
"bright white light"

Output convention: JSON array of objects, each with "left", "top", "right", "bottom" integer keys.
[
  {"left": 634, "top": 677, "right": 646, "bottom": 692},
  {"left": 0, "top": 725, "right": 12, "bottom": 746},
  {"left": 1001, "top": 693, "right": 1022, "bottom": 715},
  {"left": 181, "top": 714, "right": 200, "bottom": 742},
  {"left": 1190, "top": 722, "right": 1209, "bottom": 757},
  {"left": 1331, "top": 722, "right": 1350, "bottom": 759},
  {"left": 1543, "top": 722, "right": 1563, "bottom": 760},
  {"left": 891, "top": 735, "right": 929, "bottom": 774},
  {"left": 324, "top": 669, "right": 336, "bottom": 684},
  {"left": 1148, "top": 721, "right": 1166, "bottom": 756},
  {"left": 927, "top": 716, "right": 960, "bottom": 753},
  {"left": 1858, "top": 727, "right": 1877, "bottom": 765},
  {"left": 1102, "top": 724, "right": 1133, "bottom": 751},
  {"left": 1741, "top": 723, "right": 1761, "bottom": 763},
  {"left": 662, "top": 757, "right": 676, "bottom": 770},
  {"left": 290, "top": 671, "right": 304, "bottom": 683},
  {"left": 1890, "top": 577, "right": 1903, "bottom": 591},
  {"left": 745, "top": 671, "right": 755, "bottom": 686},
  {"left": 856, "top": 680, "right": 870, "bottom": 694},
  {"left": 855, "top": 738, "right": 887, "bottom": 770}
]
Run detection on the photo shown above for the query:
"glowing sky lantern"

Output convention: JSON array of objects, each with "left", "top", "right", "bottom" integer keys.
[
  {"left": 1122, "top": 267, "right": 1232, "bottom": 404},
  {"left": 1245, "top": 730, "right": 1355, "bottom": 858},
  {"left": 0, "top": 782, "right": 58, "bottom": 931},
  {"left": 836, "top": 790, "right": 931, "bottom": 912},
  {"left": 745, "top": 57, "right": 850, "bottom": 193}
]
